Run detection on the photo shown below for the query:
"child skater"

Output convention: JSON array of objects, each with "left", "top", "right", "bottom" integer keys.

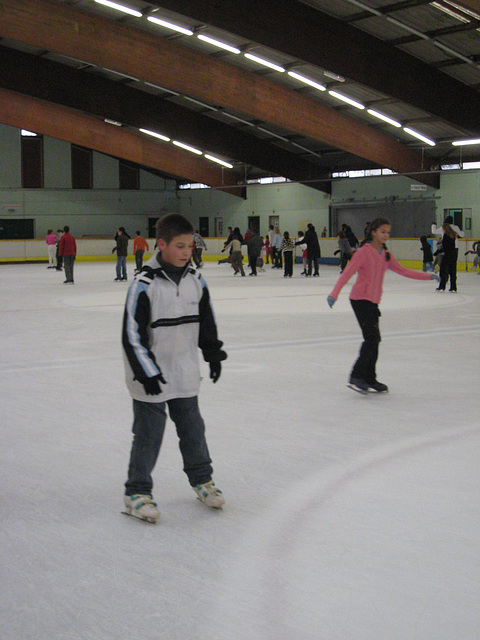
[
  {"left": 419, "top": 236, "right": 434, "bottom": 272},
  {"left": 122, "top": 213, "right": 227, "bottom": 522},
  {"left": 280, "top": 231, "right": 295, "bottom": 277},
  {"left": 327, "top": 217, "right": 439, "bottom": 394}
]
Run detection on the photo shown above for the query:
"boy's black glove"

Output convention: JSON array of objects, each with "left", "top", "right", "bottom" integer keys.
[
  {"left": 209, "top": 362, "right": 222, "bottom": 383},
  {"left": 142, "top": 373, "right": 167, "bottom": 396}
]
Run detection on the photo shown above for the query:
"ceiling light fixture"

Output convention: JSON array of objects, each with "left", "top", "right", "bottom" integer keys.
[
  {"left": 367, "top": 109, "right": 402, "bottom": 128},
  {"left": 328, "top": 90, "right": 365, "bottom": 110},
  {"left": 204, "top": 154, "right": 234, "bottom": 168},
  {"left": 173, "top": 140, "right": 202, "bottom": 154},
  {"left": 139, "top": 128, "right": 170, "bottom": 142},
  {"left": 452, "top": 138, "right": 480, "bottom": 146},
  {"left": 288, "top": 71, "right": 326, "bottom": 91},
  {"left": 197, "top": 35, "right": 241, "bottom": 54},
  {"left": 403, "top": 127, "right": 436, "bottom": 146},
  {"left": 94, "top": 0, "right": 142, "bottom": 18},
  {"left": 147, "top": 16, "right": 193, "bottom": 36},
  {"left": 324, "top": 70, "right": 345, "bottom": 82},
  {"left": 244, "top": 53, "right": 285, "bottom": 73}
]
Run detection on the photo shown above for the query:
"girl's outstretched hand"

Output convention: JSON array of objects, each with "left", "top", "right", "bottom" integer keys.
[
  {"left": 430, "top": 273, "right": 440, "bottom": 282},
  {"left": 327, "top": 296, "right": 336, "bottom": 308}
]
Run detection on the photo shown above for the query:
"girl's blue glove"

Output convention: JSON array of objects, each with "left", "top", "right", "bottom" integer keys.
[
  {"left": 430, "top": 273, "right": 440, "bottom": 282},
  {"left": 327, "top": 296, "right": 336, "bottom": 308}
]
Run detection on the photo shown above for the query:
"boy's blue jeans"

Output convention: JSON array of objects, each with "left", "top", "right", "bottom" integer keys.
[{"left": 125, "top": 396, "right": 213, "bottom": 496}]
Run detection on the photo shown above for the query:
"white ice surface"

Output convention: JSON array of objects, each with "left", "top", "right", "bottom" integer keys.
[{"left": 0, "top": 261, "right": 479, "bottom": 640}]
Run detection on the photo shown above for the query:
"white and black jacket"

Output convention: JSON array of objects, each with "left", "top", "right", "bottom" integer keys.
[{"left": 122, "top": 255, "right": 226, "bottom": 403}]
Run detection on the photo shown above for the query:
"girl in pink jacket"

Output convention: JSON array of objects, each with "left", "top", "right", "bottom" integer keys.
[{"left": 327, "top": 217, "right": 439, "bottom": 394}]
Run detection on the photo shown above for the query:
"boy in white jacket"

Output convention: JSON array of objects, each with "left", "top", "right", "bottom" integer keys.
[{"left": 122, "top": 214, "right": 227, "bottom": 522}]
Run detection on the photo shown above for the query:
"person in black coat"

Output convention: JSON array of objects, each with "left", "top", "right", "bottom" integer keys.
[
  {"left": 246, "top": 232, "right": 264, "bottom": 276},
  {"left": 296, "top": 223, "right": 321, "bottom": 276}
]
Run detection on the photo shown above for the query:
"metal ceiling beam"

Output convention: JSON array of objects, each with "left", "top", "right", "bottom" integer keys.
[
  {"left": 0, "top": 0, "right": 438, "bottom": 187},
  {"left": 0, "top": 46, "right": 332, "bottom": 193},
  {"left": 0, "top": 88, "right": 243, "bottom": 194},
  {"left": 148, "top": 0, "right": 480, "bottom": 134}
]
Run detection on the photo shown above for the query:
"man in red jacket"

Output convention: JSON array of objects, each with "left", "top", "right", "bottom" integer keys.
[{"left": 58, "top": 225, "right": 77, "bottom": 284}]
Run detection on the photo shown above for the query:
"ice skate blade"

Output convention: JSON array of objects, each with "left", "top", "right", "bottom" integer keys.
[
  {"left": 196, "top": 497, "right": 223, "bottom": 510},
  {"left": 347, "top": 383, "right": 368, "bottom": 395},
  {"left": 121, "top": 510, "right": 158, "bottom": 524}
]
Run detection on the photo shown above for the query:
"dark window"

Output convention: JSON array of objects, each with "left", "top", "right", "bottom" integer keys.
[
  {"left": 72, "top": 145, "right": 93, "bottom": 189},
  {"left": 21, "top": 136, "right": 44, "bottom": 188},
  {"left": 0, "top": 218, "right": 35, "bottom": 239},
  {"left": 119, "top": 161, "right": 139, "bottom": 190}
]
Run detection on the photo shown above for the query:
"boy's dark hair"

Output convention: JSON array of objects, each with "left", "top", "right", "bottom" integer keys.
[
  {"left": 63, "top": 225, "right": 69, "bottom": 233},
  {"left": 136, "top": 230, "right": 140, "bottom": 235},
  {"left": 155, "top": 213, "right": 194, "bottom": 243}
]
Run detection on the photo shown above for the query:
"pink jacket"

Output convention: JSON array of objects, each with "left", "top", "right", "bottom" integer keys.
[
  {"left": 45, "top": 233, "right": 58, "bottom": 246},
  {"left": 330, "top": 243, "right": 431, "bottom": 304}
]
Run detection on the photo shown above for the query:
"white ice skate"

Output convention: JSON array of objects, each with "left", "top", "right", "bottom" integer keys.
[
  {"left": 194, "top": 481, "right": 225, "bottom": 509},
  {"left": 122, "top": 494, "right": 160, "bottom": 523}
]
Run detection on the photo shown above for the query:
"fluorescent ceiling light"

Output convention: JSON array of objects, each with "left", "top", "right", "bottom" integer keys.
[
  {"left": 139, "top": 128, "right": 170, "bottom": 142},
  {"left": 94, "top": 0, "right": 142, "bottom": 17},
  {"left": 386, "top": 17, "right": 429, "bottom": 39},
  {"left": 443, "top": 0, "right": 480, "bottom": 21},
  {"left": 173, "top": 140, "right": 202, "bottom": 154},
  {"left": 288, "top": 71, "right": 326, "bottom": 91},
  {"left": 430, "top": 1, "right": 470, "bottom": 23},
  {"left": 328, "top": 90, "right": 365, "bottom": 110},
  {"left": 452, "top": 138, "right": 480, "bottom": 146},
  {"left": 204, "top": 154, "right": 233, "bottom": 168},
  {"left": 244, "top": 53, "right": 285, "bottom": 73},
  {"left": 403, "top": 127, "right": 436, "bottom": 146},
  {"left": 147, "top": 16, "right": 193, "bottom": 36},
  {"left": 367, "top": 109, "right": 402, "bottom": 127},
  {"left": 197, "top": 34, "right": 240, "bottom": 54},
  {"left": 104, "top": 118, "right": 122, "bottom": 126}
]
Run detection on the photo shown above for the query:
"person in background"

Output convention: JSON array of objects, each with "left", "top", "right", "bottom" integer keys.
[
  {"left": 271, "top": 227, "right": 283, "bottom": 270},
  {"left": 223, "top": 233, "right": 245, "bottom": 276},
  {"left": 334, "top": 230, "right": 352, "bottom": 273},
  {"left": 296, "top": 223, "right": 320, "bottom": 276},
  {"left": 112, "top": 227, "right": 129, "bottom": 281},
  {"left": 433, "top": 238, "right": 443, "bottom": 273},
  {"left": 431, "top": 216, "right": 464, "bottom": 292},
  {"left": 133, "top": 231, "right": 149, "bottom": 274},
  {"left": 297, "top": 231, "right": 307, "bottom": 275},
  {"left": 280, "top": 231, "right": 295, "bottom": 277},
  {"left": 246, "top": 230, "right": 264, "bottom": 276},
  {"left": 56, "top": 229, "right": 64, "bottom": 271},
  {"left": 192, "top": 230, "right": 207, "bottom": 268},
  {"left": 327, "top": 217, "right": 439, "bottom": 394},
  {"left": 45, "top": 229, "right": 58, "bottom": 269},
  {"left": 58, "top": 225, "right": 77, "bottom": 284},
  {"left": 342, "top": 224, "right": 359, "bottom": 253},
  {"left": 419, "top": 236, "right": 434, "bottom": 272},
  {"left": 464, "top": 240, "right": 480, "bottom": 272}
]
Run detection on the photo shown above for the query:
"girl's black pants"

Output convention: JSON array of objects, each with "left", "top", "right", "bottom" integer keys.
[{"left": 350, "top": 299, "right": 381, "bottom": 384}]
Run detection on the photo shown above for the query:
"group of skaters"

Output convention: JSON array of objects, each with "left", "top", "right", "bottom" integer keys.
[{"left": 221, "top": 223, "right": 323, "bottom": 277}]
